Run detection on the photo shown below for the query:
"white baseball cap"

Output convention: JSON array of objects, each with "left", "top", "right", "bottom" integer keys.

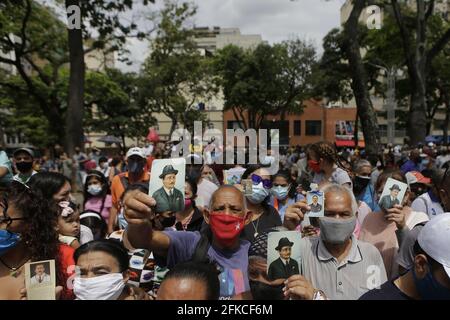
[
  {"left": 418, "top": 213, "right": 450, "bottom": 277},
  {"left": 126, "top": 147, "right": 146, "bottom": 159}
]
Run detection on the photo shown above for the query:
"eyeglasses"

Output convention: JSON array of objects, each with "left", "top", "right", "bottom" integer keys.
[
  {"left": 0, "top": 197, "right": 27, "bottom": 227},
  {"left": 251, "top": 174, "right": 272, "bottom": 189}
]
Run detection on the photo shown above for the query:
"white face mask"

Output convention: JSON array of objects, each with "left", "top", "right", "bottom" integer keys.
[
  {"left": 87, "top": 184, "right": 103, "bottom": 196},
  {"left": 73, "top": 273, "right": 126, "bottom": 300}
]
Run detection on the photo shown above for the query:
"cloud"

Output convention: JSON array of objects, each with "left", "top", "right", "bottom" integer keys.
[{"left": 117, "top": 0, "right": 345, "bottom": 71}]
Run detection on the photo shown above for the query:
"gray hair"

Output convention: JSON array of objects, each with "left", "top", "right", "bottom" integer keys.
[
  {"left": 352, "top": 160, "right": 372, "bottom": 174},
  {"left": 320, "top": 183, "right": 358, "bottom": 216}
]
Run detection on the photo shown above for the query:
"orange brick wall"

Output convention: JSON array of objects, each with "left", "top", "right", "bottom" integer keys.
[{"left": 222, "top": 100, "right": 357, "bottom": 146}]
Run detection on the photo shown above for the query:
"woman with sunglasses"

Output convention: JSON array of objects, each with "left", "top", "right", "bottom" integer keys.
[
  {"left": 240, "top": 165, "right": 282, "bottom": 243},
  {"left": 0, "top": 181, "right": 74, "bottom": 299}
]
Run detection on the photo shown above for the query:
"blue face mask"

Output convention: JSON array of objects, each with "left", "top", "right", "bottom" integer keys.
[
  {"left": 0, "top": 230, "right": 21, "bottom": 256},
  {"left": 246, "top": 182, "right": 269, "bottom": 204},
  {"left": 270, "top": 185, "right": 290, "bottom": 200},
  {"left": 413, "top": 263, "right": 450, "bottom": 300}
]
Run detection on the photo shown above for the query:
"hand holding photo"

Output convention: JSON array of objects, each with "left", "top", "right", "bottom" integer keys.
[
  {"left": 306, "top": 191, "right": 325, "bottom": 217},
  {"left": 25, "top": 260, "right": 56, "bottom": 300},
  {"left": 241, "top": 179, "right": 253, "bottom": 196},
  {"left": 378, "top": 178, "right": 408, "bottom": 211},
  {"left": 149, "top": 158, "right": 186, "bottom": 214},
  {"left": 267, "top": 231, "right": 301, "bottom": 281}
]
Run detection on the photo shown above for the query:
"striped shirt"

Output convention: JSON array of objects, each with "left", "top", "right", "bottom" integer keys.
[{"left": 299, "top": 235, "right": 387, "bottom": 300}]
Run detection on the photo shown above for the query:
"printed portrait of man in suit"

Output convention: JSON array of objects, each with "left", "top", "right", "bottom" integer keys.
[
  {"left": 268, "top": 237, "right": 299, "bottom": 281},
  {"left": 309, "top": 195, "right": 323, "bottom": 213},
  {"left": 152, "top": 164, "right": 184, "bottom": 213},
  {"left": 30, "top": 263, "right": 51, "bottom": 286},
  {"left": 379, "top": 184, "right": 401, "bottom": 210}
]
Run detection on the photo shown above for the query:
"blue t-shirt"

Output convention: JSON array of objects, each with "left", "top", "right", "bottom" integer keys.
[
  {"left": 0, "top": 151, "right": 13, "bottom": 187},
  {"left": 161, "top": 231, "right": 250, "bottom": 299}
]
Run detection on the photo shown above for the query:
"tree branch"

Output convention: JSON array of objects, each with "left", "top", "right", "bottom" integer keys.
[
  {"left": 23, "top": 56, "right": 51, "bottom": 85},
  {"left": 427, "top": 28, "right": 450, "bottom": 64},
  {"left": 19, "top": 0, "right": 33, "bottom": 54},
  {"left": 425, "top": 0, "right": 435, "bottom": 22}
]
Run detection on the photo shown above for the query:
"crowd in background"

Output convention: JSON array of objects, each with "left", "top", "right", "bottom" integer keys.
[{"left": 1, "top": 138, "right": 450, "bottom": 300}]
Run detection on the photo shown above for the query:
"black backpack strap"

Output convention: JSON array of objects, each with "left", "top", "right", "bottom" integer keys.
[
  {"left": 191, "top": 232, "right": 211, "bottom": 264},
  {"left": 119, "top": 174, "right": 129, "bottom": 190}
]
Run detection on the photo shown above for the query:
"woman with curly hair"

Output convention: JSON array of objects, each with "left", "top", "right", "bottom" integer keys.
[
  {"left": 307, "top": 141, "right": 353, "bottom": 189},
  {"left": 0, "top": 181, "right": 75, "bottom": 299}
]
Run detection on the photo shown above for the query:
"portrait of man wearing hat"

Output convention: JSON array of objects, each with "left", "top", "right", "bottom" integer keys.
[
  {"left": 268, "top": 237, "right": 299, "bottom": 281},
  {"left": 379, "top": 183, "right": 401, "bottom": 210},
  {"left": 152, "top": 164, "right": 184, "bottom": 213}
]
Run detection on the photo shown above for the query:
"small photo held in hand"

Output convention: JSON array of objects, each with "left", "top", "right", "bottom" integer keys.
[
  {"left": 267, "top": 231, "right": 301, "bottom": 281},
  {"left": 378, "top": 178, "right": 407, "bottom": 211},
  {"left": 241, "top": 179, "right": 253, "bottom": 196},
  {"left": 149, "top": 158, "right": 186, "bottom": 214},
  {"left": 306, "top": 191, "right": 325, "bottom": 217},
  {"left": 25, "top": 260, "right": 56, "bottom": 300}
]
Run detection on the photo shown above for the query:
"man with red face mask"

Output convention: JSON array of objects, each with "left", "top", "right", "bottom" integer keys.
[{"left": 122, "top": 185, "right": 253, "bottom": 299}]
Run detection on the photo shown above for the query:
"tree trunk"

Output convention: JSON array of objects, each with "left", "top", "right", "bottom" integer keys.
[
  {"left": 343, "top": 0, "right": 380, "bottom": 158},
  {"left": 65, "top": 0, "right": 85, "bottom": 157}
]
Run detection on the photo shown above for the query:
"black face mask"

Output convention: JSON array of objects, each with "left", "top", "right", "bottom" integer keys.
[
  {"left": 16, "top": 161, "right": 33, "bottom": 173},
  {"left": 249, "top": 280, "right": 285, "bottom": 300},
  {"left": 353, "top": 176, "right": 371, "bottom": 195}
]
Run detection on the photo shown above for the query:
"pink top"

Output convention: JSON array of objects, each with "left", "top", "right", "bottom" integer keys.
[{"left": 84, "top": 195, "right": 112, "bottom": 223}]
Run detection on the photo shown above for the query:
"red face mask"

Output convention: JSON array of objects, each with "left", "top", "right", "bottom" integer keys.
[
  {"left": 308, "top": 160, "right": 321, "bottom": 173},
  {"left": 184, "top": 198, "right": 193, "bottom": 208},
  {"left": 209, "top": 212, "right": 247, "bottom": 248}
]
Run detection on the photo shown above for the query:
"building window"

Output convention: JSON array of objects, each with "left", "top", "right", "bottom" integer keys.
[
  {"left": 294, "top": 120, "right": 301, "bottom": 136},
  {"left": 305, "top": 121, "right": 321, "bottom": 136}
]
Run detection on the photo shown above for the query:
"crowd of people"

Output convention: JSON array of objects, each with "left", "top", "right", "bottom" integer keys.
[{"left": 0, "top": 139, "right": 449, "bottom": 300}]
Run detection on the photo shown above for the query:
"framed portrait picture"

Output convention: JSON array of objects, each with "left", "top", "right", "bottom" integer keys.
[
  {"left": 267, "top": 231, "right": 301, "bottom": 281},
  {"left": 378, "top": 178, "right": 408, "bottom": 211},
  {"left": 149, "top": 158, "right": 186, "bottom": 214},
  {"left": 25, "top": 259, "right": 56, "bottom": 300},
  {"left": 306, "top": 191, "right": 325, "bottom": 217}
]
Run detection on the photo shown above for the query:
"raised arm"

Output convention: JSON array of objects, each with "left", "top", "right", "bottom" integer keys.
[{"left": 122, "top": 189, "right": 170, "bottom": 258}]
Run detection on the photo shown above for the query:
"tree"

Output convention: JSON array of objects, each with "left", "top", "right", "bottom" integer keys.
[
  {"left": 0, "top": 0, "right": 70, "bottom": 148},
  {"left": 390, "top": 0, "right": 450, "bottom": 145},
  {"left": 343, "top": 0, "right": 381, "bottom": 157},
  {"left": 138, "top": 0, "right": 216, "bottom": 136},
  {"left": 61, "top": 0, "right": 155, "bottom": 155},
  {"left": 84, "top": 69, "right": 156, "bottom": 152},
  {"left": 215, "top": 39, "right": 317, "bottom": 130}
]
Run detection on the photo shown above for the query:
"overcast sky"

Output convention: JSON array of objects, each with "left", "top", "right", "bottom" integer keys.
[{"left": 117, "top": 0, "right": 347, "bottom": 72}]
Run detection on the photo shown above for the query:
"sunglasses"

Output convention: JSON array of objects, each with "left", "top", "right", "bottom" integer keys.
[{"left": 251, "top": 174, "right": 272, "bottom": 189}]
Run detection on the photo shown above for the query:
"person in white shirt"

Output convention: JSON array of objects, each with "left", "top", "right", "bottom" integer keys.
[{"left": 30, "top": 264, "right": 51, "bottom": 285}]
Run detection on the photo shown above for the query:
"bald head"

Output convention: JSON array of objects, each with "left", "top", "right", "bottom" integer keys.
[{"left": 208, "top": 185, "right": 247, "bottom": 216}]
